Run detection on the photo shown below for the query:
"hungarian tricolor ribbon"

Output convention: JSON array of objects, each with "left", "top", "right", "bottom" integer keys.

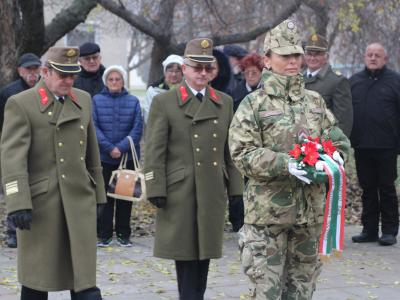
[{"left": 318, "top": 154, "right": 346, "bottom": 258}]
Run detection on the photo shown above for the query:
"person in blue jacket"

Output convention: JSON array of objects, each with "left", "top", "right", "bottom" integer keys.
[{"left": 93, "top": 65, "right": 143, "bottom": 247}]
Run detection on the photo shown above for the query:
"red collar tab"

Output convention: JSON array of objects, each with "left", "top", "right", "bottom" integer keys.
[
  {"left": 38, "top": 88, "right": 48, "bottom": 105},
  {"left": 68, "top": 92, "right": 77, "bottom": 103},
  {"left": 208, "top": 87, "right": 219, "bottom": 102},
  {"left": 180, "top": 86, "right": 189, "bottom": 103}
]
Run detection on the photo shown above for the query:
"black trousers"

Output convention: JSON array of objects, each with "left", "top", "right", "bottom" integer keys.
[
  {"left": 354, "top": 148, "right": 399, "bottom": 236},
  {"left": 175, "top": 259, "right": 210, "bottom": 300},
  {"left": 97, "top": 161, "right": 133, "bottom": 239},
  {"left": 21, "top": 285, "right": 102, "bottom": 300}
]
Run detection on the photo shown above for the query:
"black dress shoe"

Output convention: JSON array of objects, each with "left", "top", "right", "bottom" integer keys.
[
  {"left": 6, "top": 235, "right": 17, "bottom": 248},
  {"left": 352, "top": 232, "right": 378, "bottom": 243},
  {"left": 378, "top": 234, "right": 397, "bottom": 246}
]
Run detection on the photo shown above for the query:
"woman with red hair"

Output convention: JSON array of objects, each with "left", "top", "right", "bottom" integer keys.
[{"left": 232, "top": 53, "right": 264, "bottom": 112}]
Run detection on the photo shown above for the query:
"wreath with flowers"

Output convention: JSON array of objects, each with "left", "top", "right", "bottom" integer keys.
[
  {"left": 288, "top": 136, "right": 337, "bottom": 183},
  {"left": 289, "top": 136, "right": 347, "bottom": 259}
]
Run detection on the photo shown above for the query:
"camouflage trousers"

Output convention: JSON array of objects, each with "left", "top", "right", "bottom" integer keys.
[{"left": 238, "top": 223, "right": 321, "bottom": 300}]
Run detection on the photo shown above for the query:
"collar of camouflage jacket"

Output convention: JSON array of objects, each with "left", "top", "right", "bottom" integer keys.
[{"left": 261, "top": 69, "right": 305, "bottom": 102}]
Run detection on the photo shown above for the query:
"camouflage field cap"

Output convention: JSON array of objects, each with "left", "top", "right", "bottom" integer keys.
[
  {"left": 263, "top": 19, "right": 304, "bottom": 55},
  {"left": 305, "top": 34, "right": 328, "bottom": 52},
  {"left": 46, "top": 46, "right": 81, "bottom": 73},
  {"left": 184, "top": 38, "right": 216, "bottom": 63}
]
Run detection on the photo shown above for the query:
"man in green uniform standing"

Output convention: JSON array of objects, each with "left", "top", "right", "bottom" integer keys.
[
  {"left": 144, "top": 38, "right": 243, "bottom": 300},
  {"left": 1, "top": 47, "right": 106, "bottom": 300},
  {"left": 229, "top": 20, "right": 350, "bottom": 299},
  {"left": 304, "top": 34, "right": 353, "bottom": 137}
]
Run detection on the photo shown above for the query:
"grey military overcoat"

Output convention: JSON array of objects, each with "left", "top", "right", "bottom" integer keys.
[
  {"left": 304, "top": 64, "right": 353, "bottom": 137},
  {"left": 144, "top": 82, "right": 243, "bottom": 260},
  {"left": 1, "top": 79, "right": 106, "bottom": 292}
]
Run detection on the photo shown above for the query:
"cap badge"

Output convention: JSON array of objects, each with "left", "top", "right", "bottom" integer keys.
[
  {"left": 201, "top": 39, "right": 210, "bottom": 48},
  {"left": 311, "top": 34, "right": 318, "bottom": 42},
  {"left": 287, "top": 21, "right": 295, "bottom": 30},
  {"left": 66, "top": 49, "right": 76, "bottom": 57}
]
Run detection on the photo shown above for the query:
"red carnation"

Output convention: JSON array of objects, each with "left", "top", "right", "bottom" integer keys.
[
  {"left": 303, "top": 141, "right": 318, "bottom": 156},
  {"left": 303, "top": 151, "right": 319, "bottom": 166},
  {"left": 322, "top": 140, "right": 337, "bottom": 157},
  {"left": 289, "top": 144, "right": 302, "bottom": 159}
]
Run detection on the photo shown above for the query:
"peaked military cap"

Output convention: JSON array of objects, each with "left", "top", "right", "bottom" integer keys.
[
  {"left": 184, "top": 38, "right": 216, "bottom": 63},
  {"left": 46, "top": 46, "right": 81, "bottom": 73},
  {"left": 263, "top": 19, "right": 304, "bottom": 55},
  {"left": 305, "top": 34, "right": 328, "bottom": 52}
]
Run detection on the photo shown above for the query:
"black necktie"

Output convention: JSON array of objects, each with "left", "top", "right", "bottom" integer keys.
[
  {"left": 196, "top": 92, "right": 203, "bottom": 102},
  {"left": 308, "top": 73, "right": 312, "bottom": 78},
  {"left": 58, "top": 96, "right": 65, "bottom": 104}
]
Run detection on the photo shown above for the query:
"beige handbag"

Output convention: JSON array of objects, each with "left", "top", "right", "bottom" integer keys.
[{"left": 107, "top": 136, "right": 146, "bottom": 202}]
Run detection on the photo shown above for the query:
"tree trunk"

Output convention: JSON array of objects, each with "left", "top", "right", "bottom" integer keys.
[
  {"left": 0, "top": 1, "right": 21, "bottom": 86},
  {"left": 148, "top": 41, "right": 169, "bottom": 86}
]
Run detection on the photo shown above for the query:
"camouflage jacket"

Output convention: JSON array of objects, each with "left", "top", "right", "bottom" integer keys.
[{"left": 229, "top": 70, "right": 350, "bottom": 226}]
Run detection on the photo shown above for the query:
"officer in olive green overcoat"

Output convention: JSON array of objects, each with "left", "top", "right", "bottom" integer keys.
[
  {"left": 144, "top": 38, "right": 243, "bottom": 300},
  {"left": 304, "top": 34, "right": 353, "bottom": 137},
  {"left": 1, "top": 47, "right": 106, "bottom": 300}
]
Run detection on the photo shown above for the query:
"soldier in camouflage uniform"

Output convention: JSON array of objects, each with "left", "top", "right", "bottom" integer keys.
[{"left": 228, "top": 20, "right": 350, "bottom": 300}]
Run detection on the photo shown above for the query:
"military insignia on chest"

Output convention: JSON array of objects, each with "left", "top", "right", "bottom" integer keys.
[{"left": 298, "top": 128, "right": 311, "bottom": 142}]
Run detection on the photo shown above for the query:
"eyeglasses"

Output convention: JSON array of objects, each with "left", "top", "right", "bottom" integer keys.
[
  {"left": 244, "top": 70, "right": 261, "bottom": 77},
  {"left": 81, "top": 54, "right": 100, "bottom": 62},
  {"left": 166, "top": 68, "right": 182, "bottom": 74},
  {"left": 107, "top": 77, "right": 122, "bottom": 82},
  {"left": 305, "top": 52, "right": 326, "bottom": 58},
  {"left": 185, "top": 64, "right": 215, "bottom": 73}
]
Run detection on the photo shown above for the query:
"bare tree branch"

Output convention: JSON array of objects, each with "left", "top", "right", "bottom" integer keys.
[
  {"left": 211, "top": 0, "right": 303, "bottom": 45},
  {"left": 97, "top": 0, "right": 163, "bottom": 40},
  {"left": 44, "top": 0, "right": 98, "bottom": 52}
]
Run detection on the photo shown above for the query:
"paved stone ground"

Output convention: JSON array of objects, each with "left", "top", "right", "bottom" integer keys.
[{"left": 0, "top": 225, "right": 399, "bottom": 300}]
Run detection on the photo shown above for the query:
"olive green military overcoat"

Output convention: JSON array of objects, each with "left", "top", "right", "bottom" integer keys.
[
  {"left": 144, "top": 82, "right": 243, "bottom": 260},
  {"left": 304, "top": 64, "right": 353, "bottom": 137},
  {"left": 1, "top": 79, "right": 106, "bottom": 292}
]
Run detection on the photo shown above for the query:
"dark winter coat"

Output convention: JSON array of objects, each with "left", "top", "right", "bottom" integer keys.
[
  {"left": 0, "top": 78, "right": 31, "bottom": 131},
  {"left": 210, "top": 49, "right": 236, "bottom": 96},
  {"left": 232, "top": 80, "right": 261, "bottom": 112},
  {"left": 74, "top": 65, "right": 105, "bottom": 97},
  {"left": 92, "top": 87, "right": 143, "bottom": 165},
  {"left": 350, "top": 66, "right": 400, "bottom": 149}
]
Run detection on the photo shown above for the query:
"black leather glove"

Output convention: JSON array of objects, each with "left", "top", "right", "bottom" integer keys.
[
  {"left": 97, "top": 204, "right": 106, "bottom": 221},
  {"left": 228, "top": 195, "right": 244, "bottom": 232},
  {"left": 8, "top": 209, "right": 32, "bottom": 230},
  {"left": 148, "top": 197, "right": 167, "bottom": 208}
]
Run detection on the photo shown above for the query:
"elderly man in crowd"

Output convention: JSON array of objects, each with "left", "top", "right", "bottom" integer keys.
[
  {"left": 304, "top": 34, "right": 353, "bottom": 137},
  {"left": 350, "top": 43, "right": 400, "bottom": 246},
  {"left": 74, "top": 42, "right": 105, "bottom": 97}
]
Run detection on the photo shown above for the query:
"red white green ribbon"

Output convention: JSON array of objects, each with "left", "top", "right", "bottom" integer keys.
[{"left": 318, "top": 154, "right": 346, "bottom": 257}]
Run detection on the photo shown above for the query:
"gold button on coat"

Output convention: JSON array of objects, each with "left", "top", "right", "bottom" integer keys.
[
  {"left": 194, "top": 134, "right": 199, "bottom": 138},
  {"left": 197, "top": 162, "right": 201, "bottom": 166},
  {"left": 60, "top": 158, "right": 64, "bottom": 163},
  {"left": 213, "top": 133, "right": 217, "bottom": 138},
  {"left": 79, "top": 141, "right": 83, "bottom": 145},
  {"left": 61, "top": 174, "right": 66, "bottom": 179},
  {"left": 48, "top": 111, "right": 52, "bottom": 116},
  {"left": 58, "top": 142, "right": 63, "bottom": 147},
  {"left": 213, "top": 147, "right": 217, "bottom": 152},
  {"left": 213, "top": 162, "right": 218, "bottom": 166}
]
